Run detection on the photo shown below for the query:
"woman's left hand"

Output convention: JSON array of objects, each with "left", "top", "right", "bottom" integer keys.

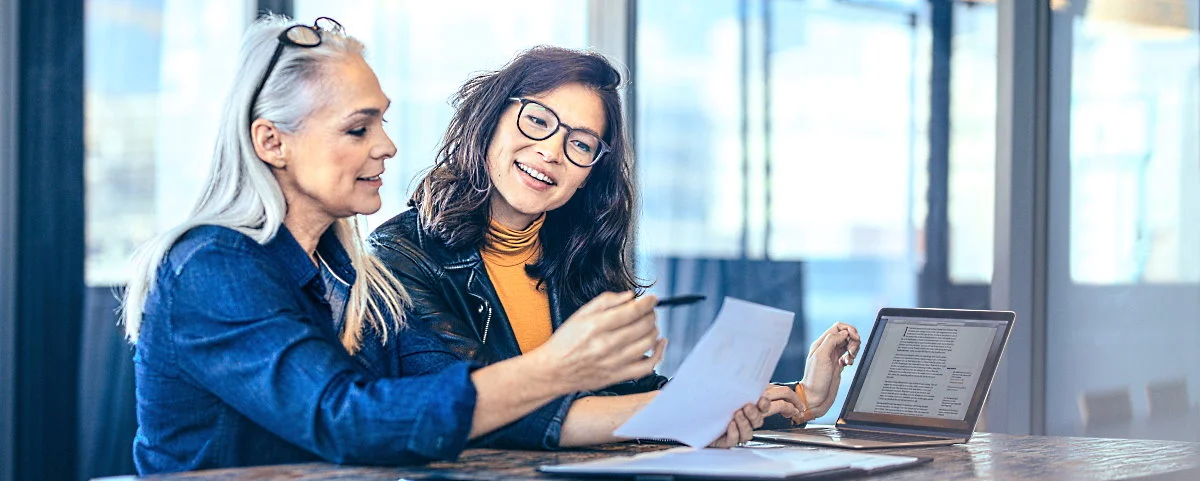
[
  {"left": 708, "top": 397, "right": 771, "bottom": 448},
  {"left": 759, "top": 384, "right": 803, "bottom": 419},
  {"left": 801, "top": 322, "right": 862, "bottom": 417}
]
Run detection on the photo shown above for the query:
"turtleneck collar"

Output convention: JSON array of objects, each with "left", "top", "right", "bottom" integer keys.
[{"left": 482, "top": 214, "right": 545, "bottom": 266}]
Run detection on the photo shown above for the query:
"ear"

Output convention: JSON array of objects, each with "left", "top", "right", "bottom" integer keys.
[{"left": 251, "top": 118, "right": 287, "bottom": 169}]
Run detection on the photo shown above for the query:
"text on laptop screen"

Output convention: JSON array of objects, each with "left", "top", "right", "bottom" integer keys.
[
  {"left": 854, "top": 318, "right": 997, "bottom": 420},
  {"left": 840, "top": 314, "right": 1011, "bottom": 432}
]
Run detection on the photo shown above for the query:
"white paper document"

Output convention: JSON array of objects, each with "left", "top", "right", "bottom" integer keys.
[
  {"left": 613, "top": 297, "right": 794, "bottom": 447},
  {"left": 540, "top": 446, "right": 925, "bottom": 479}
]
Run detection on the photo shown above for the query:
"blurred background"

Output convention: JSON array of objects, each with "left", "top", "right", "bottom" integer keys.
[{"left": 1, "top": 0, "right": 1197, "bottom": 479}]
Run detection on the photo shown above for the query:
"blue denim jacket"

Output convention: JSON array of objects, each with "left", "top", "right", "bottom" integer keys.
[{"left": 133, "top": 225, "right": 566, "bottom": 475}]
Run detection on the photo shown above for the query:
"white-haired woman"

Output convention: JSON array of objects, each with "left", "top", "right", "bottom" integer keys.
[{"left": 123, "top": 15, "right": 665, "bottom": 475}]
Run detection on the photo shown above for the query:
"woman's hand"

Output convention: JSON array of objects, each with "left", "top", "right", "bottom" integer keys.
[
  {"left": 528, "top": 291, "right": 665, "bottom": 394},
  {"left": 800, "top": 322, "right": 861, "bottom": 417},
  {"left": 708, "top": 397, "right": 772, "bottom": 448},
  {"left": 759, "top": 384, "right": 804, "bottom": 419}
]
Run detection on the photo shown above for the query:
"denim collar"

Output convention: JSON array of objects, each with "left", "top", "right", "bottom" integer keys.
[
  {"left": 316, "top": 228, "right": 357, "bottom": 285},
  {"left": 265, "top": 225, "right": 356, "bottom": 289}
]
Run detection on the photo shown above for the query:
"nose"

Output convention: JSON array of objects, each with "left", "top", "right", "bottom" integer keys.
[
  {"left": 534, "top": 129, "right": 567, "bottom": 164},
  {"left": 376, "top": 129, "right": 398, "bottom": 161}
]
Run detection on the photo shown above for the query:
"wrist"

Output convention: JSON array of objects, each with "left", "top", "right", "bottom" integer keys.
[
  {"left": 797, "top": 380, "right": 829, "bottom": 420},
  {"left": 520, "top": 347, "right": 577, "bottom": 395}
]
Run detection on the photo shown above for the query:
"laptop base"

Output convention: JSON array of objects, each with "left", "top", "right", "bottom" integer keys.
[{"left": 754, "top": 426, "right": 967, "bottom": 449}]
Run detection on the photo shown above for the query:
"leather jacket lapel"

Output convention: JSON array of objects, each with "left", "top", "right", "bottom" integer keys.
[{"left": 442, "top": 251, "right": 522, "bottom": 360}]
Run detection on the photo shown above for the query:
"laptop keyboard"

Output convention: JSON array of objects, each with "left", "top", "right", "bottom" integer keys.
[{"left": 798, "top": 427, "right": 946, "bottom": 443}]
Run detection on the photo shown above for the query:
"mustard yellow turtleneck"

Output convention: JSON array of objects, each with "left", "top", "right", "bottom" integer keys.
[{"left": 481, "top": 215, "right": 552, "bottom": 353}]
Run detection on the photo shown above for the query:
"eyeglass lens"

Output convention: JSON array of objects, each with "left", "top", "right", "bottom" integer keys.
[
  {"left": 284, "top": 25, "right": 321, "bottom": 46},
  {"left": 250, "top": 18, "right": 342, "bottom": 125},
  {"left": 517, "top": 101, "right": 603, "bottom": 166}
]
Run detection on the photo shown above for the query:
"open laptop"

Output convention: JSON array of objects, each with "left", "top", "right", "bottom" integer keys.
[{"left": 755, "top": 308, "right": 1015, "bottom": 449}]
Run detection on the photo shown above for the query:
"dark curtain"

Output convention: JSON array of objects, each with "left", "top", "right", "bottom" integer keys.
[
  {"left": 78, "top": 286, "right": 137, "bottom": 478},
  {"left": 14, "top": 0, "right": 85, "bottom": 479},
  {"left": 651, "top": 257, "right": 807, "bottom": 383}
]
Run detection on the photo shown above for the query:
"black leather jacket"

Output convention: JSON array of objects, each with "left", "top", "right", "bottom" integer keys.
[{"left": 368, "top": 209, "right": 669, "bottom": 396}]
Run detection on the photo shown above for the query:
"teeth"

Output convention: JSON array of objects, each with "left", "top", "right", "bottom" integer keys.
[
  {"left": 359, "top": 175, "right": 380, "bottom": 181},
  {"left": 516, "top": 162, "right": 555, "bottom": 185}
]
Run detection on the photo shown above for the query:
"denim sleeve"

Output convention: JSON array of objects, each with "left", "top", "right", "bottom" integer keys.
[
  {"left": 390, "top": 322, "right": 577, "bottom": 450},
  {"left": 466, "top": 393, "right": 580, "bottom": 450},
  {"left": 166, "top": 241, "right": 477, "bottom": 465}
]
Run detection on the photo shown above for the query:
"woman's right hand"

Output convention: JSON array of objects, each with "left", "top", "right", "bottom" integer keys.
[
  {"left": 530, "top": 291, "right": 665, "bottom": 393},
  {"left": 708, "top": 397, "right": 772, "bottom": 448}
]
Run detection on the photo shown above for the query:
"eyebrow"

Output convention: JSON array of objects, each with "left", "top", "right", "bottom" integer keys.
[
  {"left": 345, "top": 99, "right": 392, "bottom": 120},
  {"left": 570, "top": 124, "right": 605, "bottom": 139},
  {"left": 534, "top": 101, "right": 604, "bottom": 138},
  {"left": 565, "top": 119, "right": 607, "bottom": 142}
]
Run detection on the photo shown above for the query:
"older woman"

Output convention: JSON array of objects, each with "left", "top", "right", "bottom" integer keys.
[
  {"left": 369, "top": 46, "right": 862, "bottom": 448},
  {"left": 123, "top": 17, "right": 668, "bottom": 475}
]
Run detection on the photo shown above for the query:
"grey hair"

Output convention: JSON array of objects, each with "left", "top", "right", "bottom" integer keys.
[{"left": 121, "top": 14, "right": 409, "bottom": 353}]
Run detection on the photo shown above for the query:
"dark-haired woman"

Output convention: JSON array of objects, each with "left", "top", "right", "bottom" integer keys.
[{"left": 369, "top": 46, "right": 861, "bottom": 448}]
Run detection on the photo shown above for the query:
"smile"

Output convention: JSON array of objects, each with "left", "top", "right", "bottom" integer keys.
[
  {"left": 357, "top": 175, "right": 381, "bottom": 181},
  {"left": 515, "top": 162, "right": 555, "bottom": 186}
]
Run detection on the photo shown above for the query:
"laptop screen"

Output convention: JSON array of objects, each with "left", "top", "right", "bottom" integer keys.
[{"left": 838, "top": 309, "right": 1014, "bottom": 434}]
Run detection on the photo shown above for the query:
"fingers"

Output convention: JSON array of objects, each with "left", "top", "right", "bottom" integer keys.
[
  {"left": 594, "top": 293, "right": 658, "bottom": 336},
  {"left": 723, "top": 416, "right": 739, "bottom": 448},
  {"left": 826, "top": 330, "right": 853, "bottom": 365},
  {"left": 569, "top": 291, "right": 656, "bottom": 336},
  {"left": 614, "top": 338, "right": 667, "bottom": 382},
  {"left": 838, "top": 322, "right": 862, "bottom": 345},
  {"left": 760, "top": 385, "right": 802, "bottom": 417},
  {"left": 570, "top": 293, "right": 658, "bottom": 368},
  {"left": 573, "top": 290, "right": 635, "bottom": 317},
  {"left": 613, "top": 330, "right": 658, "bottom": 363},
  {"left": 733, "top": 409, "right": 753, "bottom": 444},
  {"left": 712, "top": 401, "right": 771, "bottom": 449},
  {"left": 609, "top": 310, "right": 660, "bottom": 354},
  {"left": 810, "top": 328, "right": 843, "bottom": 358},
  {"left": 709, "top": 408, "right": 754, "bottom": 449},
  {"left": 810, "top": 323, "right": 861, "bottom": 351},
  {"left": 648, "top": 338, "right": 668, "bottom": 363},
  {"left": 762, "top": 384, "right": 801, "bottom": 403},
  {"left": 834, "top": 322, "right": 862, "bottom": 365},
  {"left": 812, "top": 325, "right": 858, "bottom": 366},
  {"left": 845, "top": 341, "right": 861, "bottom": 367},
  {"left": 808, "top": 331, "right": 826, "bottom": 355},
  {"left": 766, "top": 399, "right": 800, "bottom": 418},
  {"left": 744, "top": 400, "right": 766, "bottom": 429}
]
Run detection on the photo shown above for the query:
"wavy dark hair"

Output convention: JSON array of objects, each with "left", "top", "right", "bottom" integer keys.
[{"left": 410, "top": 45, "right": 646, "bottom": 307}]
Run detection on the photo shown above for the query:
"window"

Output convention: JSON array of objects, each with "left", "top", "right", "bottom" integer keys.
[
  {"left": 88, "top": 1, "right": 594, "bottom": 282},
  {"left": 1045, "top": 0, "right": 1200, "bottom": 439},
  {"left": 86, "top": 0, "right": 251, "bottom": 285},
  {"left": 635, "top": 0, "right": 998, "bottom": 422},
  {"left": 948, "top": 2, "right": 997, "bottom": 284},
  {"left": 1066, "top": 9, "right": 1200, "bottom": 284},
  {"left": 294, "top": 0, "right": 590, "bottom": 230}
]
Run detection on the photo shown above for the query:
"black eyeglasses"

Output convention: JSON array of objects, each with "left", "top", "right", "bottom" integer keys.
[
  {"left": 508, "top": 97, "right": 610, "bottom": 168},
  {"left": 248, "top": 17, "right": 344, "bottom": 125}
]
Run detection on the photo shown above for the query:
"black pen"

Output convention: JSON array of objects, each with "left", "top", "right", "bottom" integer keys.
[{"left": 655, "top": 294, "right": 706, "bottom": 307}]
